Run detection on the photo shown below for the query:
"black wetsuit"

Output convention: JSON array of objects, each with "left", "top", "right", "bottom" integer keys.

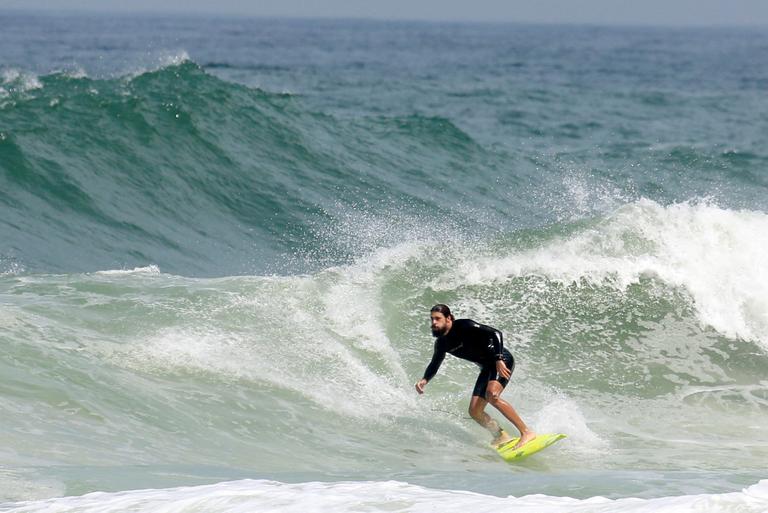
[{"left": 422, "top": 319, "right": 515, "bottom": 398}]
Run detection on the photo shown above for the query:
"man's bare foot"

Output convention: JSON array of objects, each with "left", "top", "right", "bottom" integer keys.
[
  {"left": 492, "top": 430, "right": 513, "bottom": 448},
  {"left": 512, "top": 431, "right": 537, "bottom": 450}
]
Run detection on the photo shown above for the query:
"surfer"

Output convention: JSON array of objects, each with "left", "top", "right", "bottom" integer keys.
[{"left": 415, "top": 304, "right": 536, "bottom": 450}]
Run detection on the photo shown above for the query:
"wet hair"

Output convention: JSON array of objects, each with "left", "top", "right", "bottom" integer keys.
[{"left": 430, "top": 304, "right": 455, "bottom": 321}]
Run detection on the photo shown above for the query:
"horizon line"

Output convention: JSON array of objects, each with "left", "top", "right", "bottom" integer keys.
[{"left": 2, "top": 7, "right": 768, "bottom": 30}]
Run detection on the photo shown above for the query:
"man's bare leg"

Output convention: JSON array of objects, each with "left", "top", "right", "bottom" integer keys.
[
  {"left": 485, "top": 381, "right": 536, "bottom": 449},
  {"left": 468, "top": 395, "right": 513, "bottom": 447}
]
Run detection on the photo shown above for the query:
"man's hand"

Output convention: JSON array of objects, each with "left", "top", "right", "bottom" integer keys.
[
  {"left": 415, "top": 378, "right": 428, "bottom": 394},
  {"left": 496, "top": 360, "right": 511, "bottom": 380}
]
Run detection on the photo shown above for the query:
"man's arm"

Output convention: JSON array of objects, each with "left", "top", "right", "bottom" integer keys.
[{"left": 415, "top": 343, "right": 446, "bottom": 394}]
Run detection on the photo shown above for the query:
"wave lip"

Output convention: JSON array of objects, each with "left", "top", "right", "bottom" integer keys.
[
  {"left": 123, "top": 50, "right": 192, "bottom": 79},
  {"left": 444, "top": 199, "right": 768, "bottom": 347}
]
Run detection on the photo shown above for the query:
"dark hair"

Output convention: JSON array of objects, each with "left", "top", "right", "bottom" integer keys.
[{"left": 430, "top": 304, "right": 455, "bottom": 321}]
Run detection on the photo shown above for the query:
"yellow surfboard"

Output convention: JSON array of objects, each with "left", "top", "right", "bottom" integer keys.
[{"left": 495, "top": 433, "right": 566, "bottom": 462}]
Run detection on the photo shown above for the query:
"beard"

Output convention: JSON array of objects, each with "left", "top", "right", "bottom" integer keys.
[{"left": 431, "top": 326, "right": 446, "bottom": 337}]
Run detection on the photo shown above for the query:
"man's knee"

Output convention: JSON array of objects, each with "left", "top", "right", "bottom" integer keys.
[{"left": 485, "top": 385, "right": 502, "bottom": 405}]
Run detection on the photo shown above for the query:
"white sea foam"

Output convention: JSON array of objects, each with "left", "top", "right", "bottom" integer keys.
[
  {"left": 1, "top": 69, "right": 43, "bottom": 92},
  {"left": 114, "top": 271, "right": 418, "bottom": 419},
  {"left": 62, "top": 67, "right": 88, "bottom": 79},
  {"left": 94, "top": 240, "right": 430, "bottom": 425},
  {"left": 533, "top": 394, "right": 606, "bottom": 453},
  {"left": 123, "top": 51, "right": 192, "bottom": 79},
  {"left": 94, "top": 265, "right": 162, "bottom": 276},
  {"left": 0, "top": 261, "right": 25, "bottom": 277},
  {"left": 156, "top": 51, "right": 191, "bottom": 68},
  {"left": 440, "top": 200, "right": 768, "bottom": 347},
  {"left": 3, "top": 479, "right": 768, "bottom": 513},
  {"left": 322, "top": 241, "right": 426, "bottom": 378},
  {"left": 120, "top": 326, "right": 414, "bottom": 419}
]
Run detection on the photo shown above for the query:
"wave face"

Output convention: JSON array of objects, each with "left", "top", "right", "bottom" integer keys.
[
  {"left": 2, "top": 13, "right": 768, "bottom": 509},
  {"left": 0, "top": 57, "right": 530, "bottom": 278}
]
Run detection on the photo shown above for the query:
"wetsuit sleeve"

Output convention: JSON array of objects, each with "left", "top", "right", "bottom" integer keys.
[
  {"left": 422, "top": 342, "right": 446, "bottom": 382},
  {"left": 470, "top": 320, "right": 505, "bottom": 360}
]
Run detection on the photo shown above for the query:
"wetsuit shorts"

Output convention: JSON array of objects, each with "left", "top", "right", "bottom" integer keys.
[{"left": 472, "top": 350, "right": 515, "bottom": 398}]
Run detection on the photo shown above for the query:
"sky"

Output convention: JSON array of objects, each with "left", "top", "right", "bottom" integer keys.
[{"left": 2, "top": 0, "right": 768, "bottom": 26}]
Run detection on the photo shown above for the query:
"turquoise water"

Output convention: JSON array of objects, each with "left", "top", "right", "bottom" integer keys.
[{"left": 1, "top": 12, "right": 768, "bottom": 511}]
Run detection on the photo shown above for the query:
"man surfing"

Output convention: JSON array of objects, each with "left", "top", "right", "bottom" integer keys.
[{"left": 415, "top": 304, "right": 536, "bottom": 449}]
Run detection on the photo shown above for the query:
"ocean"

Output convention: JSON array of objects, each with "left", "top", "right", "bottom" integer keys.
[{"left": 1, "top": 11, "right": 768, "bottom": 512}]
